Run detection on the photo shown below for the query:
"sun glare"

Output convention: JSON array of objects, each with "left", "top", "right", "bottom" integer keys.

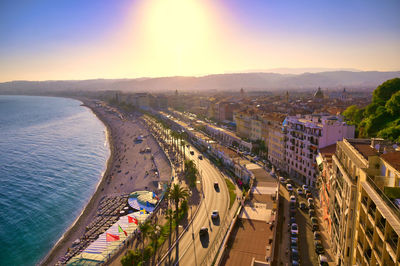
[{"left": 134, "top": 0, "right": 220, "bottom": 76}]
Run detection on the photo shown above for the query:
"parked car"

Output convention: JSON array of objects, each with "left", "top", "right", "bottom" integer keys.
[
  {"left": 308, "top": 198, "right": 314, "bottom": 208},
  {"left": 290, "top": 217, "right": 296, "bottom": 225},
  {"left": 306, "top": 192, "right": 313, "bottom": 199},
  {"left": 297, "top": 188, "right": 303, "bottom": 195},
  {"left": 318, "top": 255, "right": 329, "bottom": 266},
  {"left": 299, "top": 202, "right": 307, "bottom": 211},
  {"left": 302, "top": 185, "right": 309, "bottom": 191},
  {"left": 314, "top": 231, "right": 321, "bottom": 240},
  {"left": 286, "top": 178, "right": 293, "bottom": 185},
  {"left": 309, "top": 209, "right": 316, "bottom": 217},
  {"left": 190, "top": 151, "right": 194, "bottom": 155},
  {"left": 211, "top": 210, "right": 219, "bottom": 219},
  {"left": 286, "top": 184, "right": 293, "bottom": 191},
  {"left": 199, "top": 227, "right": 208, "bottom": 236},
  {"left": 290, "top": 195, "right": 296, "bottom": 203},
  {"left": 291, "top": 248, "right": 300, "bottom": 265},
  {"left": 279, "top": 177, "right": 286, "bottom": 183},
  {"left": 290, "top": 239, "right": 298, "bottom": 249},
  {"left": 311, "top": 217, "right": 319, "bottom": 231},
  {"left": 291, "top": 223, "right": 299, "bottom": 235},
  {"left": 198, "top": 155, "right": 203, "bottom": 160},
  {"left": 314, "top": 240, "right": 324, "bottom": 254}
]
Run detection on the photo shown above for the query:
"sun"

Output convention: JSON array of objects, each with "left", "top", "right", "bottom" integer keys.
[{"left": 131, "top": 0, "right": 221, "bottom": 76}]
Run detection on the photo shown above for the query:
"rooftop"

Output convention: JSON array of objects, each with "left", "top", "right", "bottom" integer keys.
[{"left": 381, "top": 151, "right": 400, "bottom": 172}]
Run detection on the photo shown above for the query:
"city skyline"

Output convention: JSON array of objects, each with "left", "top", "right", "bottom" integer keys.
[{"left": 1, "top": 0, "right": 400, "bottom": 82}]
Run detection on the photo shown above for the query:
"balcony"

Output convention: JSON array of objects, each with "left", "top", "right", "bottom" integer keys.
[
  {"left": 376, "top": 219, "right": 386, "bottom": 236},
  {"left": 362, "top": 197, "right": 368, "bottom": 208},
  {"left": 387, "top": 236, "right": 398, "bottom": 253},
  {"left": 364, "top": 249, "right": 372, "bottom": 261},
  {"left": 368, "top": 207, "right": 376, "bottom": 221},
  {"left": 366, "top": 228, "right": 374, "bottom": 242},
  {"left": 374, "top": 244, "right": 382, "bottom": 259}
]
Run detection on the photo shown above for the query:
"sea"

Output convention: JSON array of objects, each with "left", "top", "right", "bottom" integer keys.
[{"left": 0, "top": 95, "right": 110, "bottom": 266}]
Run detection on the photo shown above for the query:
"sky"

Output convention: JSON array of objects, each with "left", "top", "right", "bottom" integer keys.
[{"left": 0, "top": 0, "right": 399, "bottom": 82}]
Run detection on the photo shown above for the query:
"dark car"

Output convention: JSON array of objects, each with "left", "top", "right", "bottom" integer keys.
[
  {"left": 311, "top": 217, "right": 319, "bottom": 231},
  {"left": 198, "top": 155, "right": 203, "bottom": 160},
  {"left": 214, "top": 182, "right": 219, "bottom": 189},
  {"left": 309, "top": 209, "right": 316, "bottom": 217},
  {"left": 290, "top": 217, "right": 296, "bottom": 225},
  {"left": 299, "top": 202, "right": 307, "bottom": 211},
  {"left": 199, "top": 227, "right": 208, "bottom": 236},
  {"left": 315, "top": 240, "right": 324, "bottom": 254},
  {"left": 290, "top": 239, "right": 298, "bottom": 249},
  {"left": 190, "top": 151, "right": 194, "bottom": 155},
  {"left": 314, "top": 231, "right": 321, "bottom": 240},
  {"left": 291, "top": 248, "right": 300, "bottom": 265}
]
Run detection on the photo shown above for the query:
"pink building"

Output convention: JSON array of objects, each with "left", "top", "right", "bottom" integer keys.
[{"left": 284, "top": 114, "right": 355, "bottom": 186}]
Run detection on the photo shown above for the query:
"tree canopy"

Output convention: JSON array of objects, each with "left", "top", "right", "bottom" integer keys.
[{"left": 342, "top": 78, "right": 400, "bottom": 142}]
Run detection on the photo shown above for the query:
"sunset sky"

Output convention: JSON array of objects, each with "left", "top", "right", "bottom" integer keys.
[{"left": 0, "top": 0, "right": 399, "bottom": 82}]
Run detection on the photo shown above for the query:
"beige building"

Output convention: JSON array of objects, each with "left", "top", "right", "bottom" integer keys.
[
  {"left": 265, "top": 113, "right": 287, "bottom": 170},
  {"left": 329, "top": 138, "right": 400, "bottom": 266}
]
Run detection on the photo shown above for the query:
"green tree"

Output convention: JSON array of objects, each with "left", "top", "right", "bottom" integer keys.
[
  {"left": 372, "top": 78, "right": 400, "bottom": 104},
  {"left": 139, "top": 220, "right": 152, "bottom": 263},
  {"left": 169, "top": 184, "right": 189, "bottom": 265},
  {"left": 386, "top": 91, "right": 400, "bottom": 116}
]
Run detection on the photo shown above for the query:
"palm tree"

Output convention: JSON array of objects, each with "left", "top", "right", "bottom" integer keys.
[
  {"left": 139, "top": 220, "right": 152, "bottom": 263},
  {"left": 149, "top": 223, "right": 161, "bottom": 266},
  {"left": 164, "top": 186, "right": 173, "bottom": 265},
  {"left": 180, "top": 140, "right": 186, "bottom": 162},
  {"left": 169, "top": 184, "right": 189, "bottom": 265}
]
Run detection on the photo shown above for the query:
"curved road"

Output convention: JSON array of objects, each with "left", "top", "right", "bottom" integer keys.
[{"left": 159, "top": 142, "right": 230, "bottom": 266}]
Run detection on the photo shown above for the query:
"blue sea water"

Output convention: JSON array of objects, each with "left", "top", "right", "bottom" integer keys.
[{"left": 0, "top": 95, "right": 109, "bottom": 266}]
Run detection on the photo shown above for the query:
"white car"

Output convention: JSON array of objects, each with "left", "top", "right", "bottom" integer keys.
[
  {"left": 286, "top": 184, "right": 293, "bottom": 191},
  {"left": 290, "top": 195, "right": 296, "bottom": 203},
  {"left": 211, "top": 210, "right": 219, "bottom": 219},
  {"left": 302, "top": 185, "right": 309, "bottom": 191},
  {"left": 291, "top": 223, "right": 299, "bottom": 235},
  {"left": 279, "top": 177, "right": 286, "bottom": 183}
]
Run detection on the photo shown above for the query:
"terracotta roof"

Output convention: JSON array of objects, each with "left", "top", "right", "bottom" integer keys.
[
  {"left": 353, "top": 143, "right": 379, "bottom": 160},
  {"left": 319, "top": 143, "right": 336, "bottom": 156},
  {"left": 381, "top": 152, "right": 400, "bottom": 172}
]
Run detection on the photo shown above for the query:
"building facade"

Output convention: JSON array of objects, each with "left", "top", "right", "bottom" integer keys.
[
  {"left": 329, "top": 138, "right": 400, "bottom": 266},
  {"left": 284, "top": 114, "right": 355, "bottom": 186}
]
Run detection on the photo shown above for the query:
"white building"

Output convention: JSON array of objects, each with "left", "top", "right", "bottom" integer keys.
[{"left": 284, "top": 114, "right": 355, "bottom": 186}]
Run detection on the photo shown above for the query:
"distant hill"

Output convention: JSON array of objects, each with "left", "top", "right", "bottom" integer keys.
[{"left": 0, "top": 71, "right": 399, "bottom": 94}]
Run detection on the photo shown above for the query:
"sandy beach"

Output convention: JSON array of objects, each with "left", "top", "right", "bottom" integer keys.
[{"left": 40, "top": 98, "right": 171, "bottom": 265}]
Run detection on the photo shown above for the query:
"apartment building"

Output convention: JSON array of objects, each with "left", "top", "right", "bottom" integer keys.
[
  {"left": 284, "top": 114, "right": 354, "bottom": 186},
  {"left": 265, "top": 113, "right": 287, "bottom": 170},
  {"left": 329, "top": 138, "right": 400, "bottom": 266},
  {"left": 316, "top": 143, "right": 336, "bottom": 239},
  {"left": 233, "top": 110, "right": 253, "bottom": 139}
]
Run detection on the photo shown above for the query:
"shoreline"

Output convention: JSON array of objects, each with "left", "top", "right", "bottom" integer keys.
[
  {"left": 39, "top": 98, "right": 116, "bottom": 265},
  {"left": 40, "top": 97, "right": 172, "bottom": 265}
]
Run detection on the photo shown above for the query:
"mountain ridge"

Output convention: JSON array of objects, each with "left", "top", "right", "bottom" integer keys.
[{"left": 1, "top": 70, "right": 399, "bottom": 94}]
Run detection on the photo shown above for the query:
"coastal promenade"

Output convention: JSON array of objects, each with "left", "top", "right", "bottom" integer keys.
[{"left": 40, "top": 99, "right": 171, "bottom": 265}]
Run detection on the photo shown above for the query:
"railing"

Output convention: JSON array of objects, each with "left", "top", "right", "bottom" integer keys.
[
  {"left": 366, "top": 176, "right": 400, "bottom": 221},
  {"left": 368, "top": 207, "right": 376, "bottom": 219},
  {"left": 387, "top": 236, "right": 398, "bottom": 252},
  {"left": 361, "top": 197, "right": 368, "bottom": 208},
  {"left": 377, "top": 221, "right": 385, "bottom": 234},
  {"left": 364, "top": 249, "right": 372, "bottom": 260},
  {"left": 366, "top": 228, "right": 374, "bottom": 241}
]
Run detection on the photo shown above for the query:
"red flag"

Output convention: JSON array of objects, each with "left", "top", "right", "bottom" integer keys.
[
  {"left": 106, "top": 233, "right": 120, "bottom": 242},
  {"left": 128, "top": 216, "right": 138, "bottom": 225}
]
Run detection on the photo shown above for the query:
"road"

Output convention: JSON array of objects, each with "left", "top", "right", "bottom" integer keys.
[
  {"left": 162, "top": 144, "right": 230, "bottom": 266},
  {"left": 280, "top": 181, "right": 318, "bottom": 266},
  {"left": 146, "top": 116, "right": 231, "bottom": 266}
]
